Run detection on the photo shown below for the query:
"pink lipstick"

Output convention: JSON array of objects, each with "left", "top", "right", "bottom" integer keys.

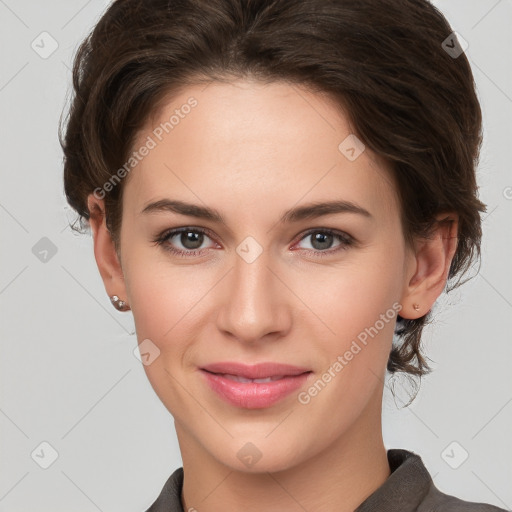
[{"left": 200, "top": 362, "right": 312, "bottom": 409}]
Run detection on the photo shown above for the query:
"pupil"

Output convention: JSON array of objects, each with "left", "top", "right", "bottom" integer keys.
[
  {"left": 181, "top": 231, "right": 203, "bottom": 249},
  {"left": 311, "top": 232, "right": 332, "bottom": 250}
]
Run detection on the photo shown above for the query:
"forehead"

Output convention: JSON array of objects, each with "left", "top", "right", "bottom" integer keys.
[{"left": 125, "top": 79, "right": 398, "bottom": 221}]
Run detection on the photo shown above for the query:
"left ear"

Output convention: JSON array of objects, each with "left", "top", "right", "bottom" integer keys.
[{"left": 400, "top": 212, "right": 459, "bottom": 319}]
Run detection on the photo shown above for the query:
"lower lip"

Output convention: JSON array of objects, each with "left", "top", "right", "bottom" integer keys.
[{"left": 200, "top": 370, "right": 311, "bottom": 409}]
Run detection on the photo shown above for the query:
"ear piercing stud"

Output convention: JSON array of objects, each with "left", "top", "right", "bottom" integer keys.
[
  {"left": 413, "top": 303, "right": 420, "bottom": 311},
  {"left": 110, "top": 295, "right": 130, "bottom": 311}
]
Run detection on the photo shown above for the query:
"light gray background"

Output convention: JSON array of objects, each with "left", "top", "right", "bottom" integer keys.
[{"left": 0, "top": 1, "right": 511, "bottom": 510}]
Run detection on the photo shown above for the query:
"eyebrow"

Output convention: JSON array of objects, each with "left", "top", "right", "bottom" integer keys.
[{"left": 140, "top": 199, "right": 372, "bottom": 223}]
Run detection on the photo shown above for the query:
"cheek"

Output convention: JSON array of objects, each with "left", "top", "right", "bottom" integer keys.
[
  {"left": 121, "top": 235, "right": 204, "bottom": 329},
  {"left": 123, "top": 260, "right": 208, "bottom": 416},
  {"left": 293, "top": 268, "right": 400, "bottom": 439},
  {"left": 294, "top": 254, "right": 402, "bottom": 343},
  {"left": 126, "top": 265, "right": 204, "bottom": 345},
  {"left": 290, "top": 250, "right": 403, "bottom": 395},
  {"left": 122, "top": 248, "right": 220, "bottom": 388}
]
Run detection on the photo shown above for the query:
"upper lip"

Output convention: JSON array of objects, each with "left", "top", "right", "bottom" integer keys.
[{"left": 200, "top": 362, "right": 311, "bottom": 379}]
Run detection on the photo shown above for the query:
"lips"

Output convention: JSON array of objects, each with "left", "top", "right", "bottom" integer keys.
[
  {"left": 199, "top": 362, "right": 312, "bottom": 409},
  {"left": 216, "top": 374, "right": 285, "bottom": 383},
  {"left": 201, "top": 361, "right": 311, "bottom": 379}
]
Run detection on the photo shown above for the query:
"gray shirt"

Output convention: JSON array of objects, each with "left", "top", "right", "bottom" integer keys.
[{"left": 145, "top": 449, "right": 507, "bottom": 511}]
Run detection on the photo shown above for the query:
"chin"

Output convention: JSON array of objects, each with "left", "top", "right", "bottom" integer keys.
[{"left": 206, "top": 435, "right": 312, "bottom": 475}]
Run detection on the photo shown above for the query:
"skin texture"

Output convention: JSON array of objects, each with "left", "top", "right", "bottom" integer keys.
[{"left": 87, "top": 79, "right": 458, "bottom": 512}]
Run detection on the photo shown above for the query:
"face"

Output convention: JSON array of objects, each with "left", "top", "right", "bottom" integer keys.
[{"left": 113, "top": 79, "right": 415, "bottom": 472}]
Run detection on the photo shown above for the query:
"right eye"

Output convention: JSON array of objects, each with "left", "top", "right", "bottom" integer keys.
[{"left": 153, "top": 227, "right": 219, "bottom": 257}]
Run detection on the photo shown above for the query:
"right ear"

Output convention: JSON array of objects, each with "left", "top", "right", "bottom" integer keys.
[{"left": 87, "top": 193, "right": 128, "bottom": 306}]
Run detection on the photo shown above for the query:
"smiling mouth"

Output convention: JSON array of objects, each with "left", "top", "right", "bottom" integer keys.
[
  {"left": 203, "top": 371, "right": 294, "bottom": 383},
  {"left": 199, "top": 364, "right": 313, "bottom": 409},
  {"left": 200, "top": 361, "right": 312, "bottom": 379}
]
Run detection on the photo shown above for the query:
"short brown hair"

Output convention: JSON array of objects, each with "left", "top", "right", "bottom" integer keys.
[{"left": 61, "top": 0, "right": 485, "bottom": 382}]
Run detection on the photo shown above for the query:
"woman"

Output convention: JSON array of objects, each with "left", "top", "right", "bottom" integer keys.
[{"left": 61, "top": 0, "right": 506, "bottom": 510}]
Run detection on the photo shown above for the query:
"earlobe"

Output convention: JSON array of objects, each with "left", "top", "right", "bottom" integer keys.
[
  {"left": 400, "top": 213, "right": 458, "bottom": 319},
  {"left": 86, "top": 193, "right": 129, "bottom": 309}
]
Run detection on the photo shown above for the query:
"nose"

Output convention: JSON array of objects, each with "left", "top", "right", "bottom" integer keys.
[{"left": 215, "top": 248, "right": 292, "bottom": 344}]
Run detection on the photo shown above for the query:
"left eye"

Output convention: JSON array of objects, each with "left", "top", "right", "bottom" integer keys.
[{"left": 294, "top": 229, "right": 352, "bottom": 252}]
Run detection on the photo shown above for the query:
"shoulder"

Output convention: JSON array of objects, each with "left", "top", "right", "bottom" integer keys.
[
  {"left": 356, "top": 449, "right": 508, "bottom": 512},
  {"left": 145, "top": 467, "right": 184, "bottom": 512},
  {"left": 393, "top": 449, "right": 507, "bottom": 512},
  {"left": 419, "top": 485, "right": 507, "bottom": 512}
]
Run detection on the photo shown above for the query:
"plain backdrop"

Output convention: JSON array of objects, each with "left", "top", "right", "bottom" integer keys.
[{"left": 0, "top": 0, "right": 511, "bottom": 510}]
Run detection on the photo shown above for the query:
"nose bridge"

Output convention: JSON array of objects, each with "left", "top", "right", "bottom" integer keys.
[{"left": 216, "top": 244, "right": 290, "bottom": 342}]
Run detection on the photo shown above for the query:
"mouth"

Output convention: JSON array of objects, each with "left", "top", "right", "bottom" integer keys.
[
  {"left": 200, "top": 361, "right": 311, "bottom": 379},
  {"left": 199, "top": 362, "right": 313, "bottom": 409},
  {"left": 206, "top": 373, "right": 289, "bottom": 383}
]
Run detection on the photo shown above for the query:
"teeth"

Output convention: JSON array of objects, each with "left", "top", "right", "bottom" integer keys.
[{"left": 220, "top": 373, "right": 285, "bottom": 383}]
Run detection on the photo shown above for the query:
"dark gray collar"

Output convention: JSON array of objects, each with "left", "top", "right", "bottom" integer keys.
[
  {"left": 355, "top": 449, "right": 433, "bottom": 511},
  {"left": 145, "top": 449, "right": 503, "bottom": 512}
]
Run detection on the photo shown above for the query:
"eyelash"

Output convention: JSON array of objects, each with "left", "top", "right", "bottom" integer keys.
[{"left": 152, "top": 227, "right": 355, "bottom": 258}]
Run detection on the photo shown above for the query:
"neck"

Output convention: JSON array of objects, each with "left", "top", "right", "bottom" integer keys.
[{"left": 177, "top": 392, "right": 390, "bottom": 512}]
